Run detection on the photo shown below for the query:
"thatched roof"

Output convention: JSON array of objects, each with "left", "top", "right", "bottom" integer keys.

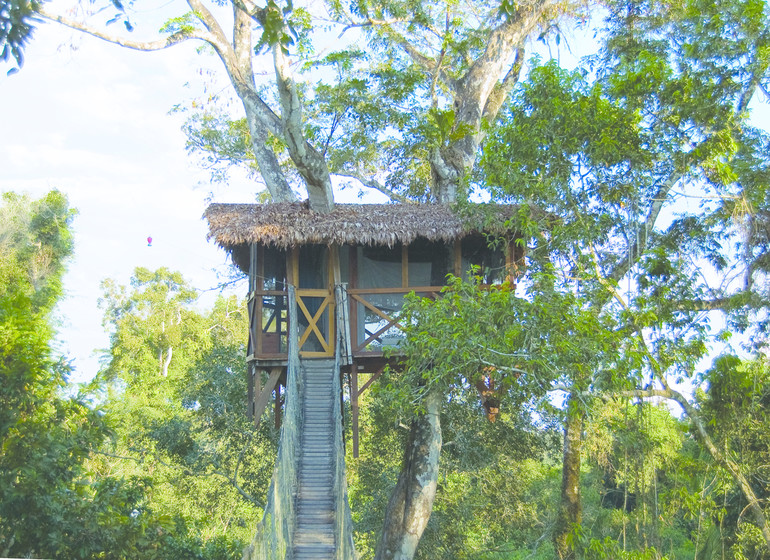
[{"left": 204, "top": 202, "right": 519, "bottom": 249}]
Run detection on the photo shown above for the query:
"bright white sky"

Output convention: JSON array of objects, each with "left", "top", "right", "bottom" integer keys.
[
  {"left": 2, "top": 6, "right": 768, "bottom": 384},
  {"left": 1, "top": 11, "right": 260, "bottom": 381},
  {"left": 0, "top": 4, "right": 384, "bottom": 383}
]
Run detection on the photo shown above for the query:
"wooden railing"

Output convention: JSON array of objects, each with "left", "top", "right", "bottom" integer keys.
[
  {"left": 250, "top": 286, "right": 443, "bottom": 361},
  {"left": 348, "top": 287, "right": 442, "bottom": 355},
  {"left": 248, "top": 290, "right": 289, "bottom": 360}
]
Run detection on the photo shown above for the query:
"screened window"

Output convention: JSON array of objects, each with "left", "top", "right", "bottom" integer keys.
[
  {"left": 357, "top": 245, "right": 403, "bottom": 289},
  {"left": 408, "top": 238, "right": 451, "bottom": 287},
  {"left": 261, "top": 246, "right": 287, "bottom": 291},
  {"left": 461, "top": 236, "right": 506, "bottom": 284}
]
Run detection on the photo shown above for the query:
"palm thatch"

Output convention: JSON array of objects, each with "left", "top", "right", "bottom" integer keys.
[{"left": 204, "top": 202, "right": 519, "bottom": 250}]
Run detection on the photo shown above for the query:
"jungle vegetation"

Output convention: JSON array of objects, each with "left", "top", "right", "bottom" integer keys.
[{"left": 2, "top": 0, "right": 770, "bottom": 557}]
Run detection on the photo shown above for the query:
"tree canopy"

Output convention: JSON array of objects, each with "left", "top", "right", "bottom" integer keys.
[{"left": 0, "top": 191, "right": 160, "bottom": 558}]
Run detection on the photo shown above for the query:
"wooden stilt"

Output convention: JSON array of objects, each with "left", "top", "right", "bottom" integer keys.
[
  {"left": 275, "top": 380, "right": 282, "bottom": 429},
  {"left": 252, "top": 367, "right": 282, "bottom": 428},
  {"left": 247, "top": 364, "right": 255, "bottom": 420},
  {"left": 351, "top": 363, "right": 360, "bottom": 458}
]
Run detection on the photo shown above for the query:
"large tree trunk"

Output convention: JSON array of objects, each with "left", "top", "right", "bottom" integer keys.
[
  {"left": 374, "top": 390, "right": 442, "bottom": 560},
  {"left": 553, "top": 396, "right": 585, "bottom": 560}
]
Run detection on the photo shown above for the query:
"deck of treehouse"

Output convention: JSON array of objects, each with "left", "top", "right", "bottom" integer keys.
[{"left": 204, "top": 202, "right": 522, "bottom": 558}]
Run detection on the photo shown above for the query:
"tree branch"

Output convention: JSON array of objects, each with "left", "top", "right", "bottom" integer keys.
[
  {"left": 37, "top": 6, "right": 200, "bottom": 51},
  {"left": 350, "top": 14, "right": 457, "bottom": 90},
  {"left": 482, "top": 46, "right": 525, "bottom": 127},
  {"left": 335, "top": 172, "right": 412, "bottom": 203},
  {"left": 736, "top": 29, "right": 770, "bottom": 114},
  {"left": 656, "top": 373, "right": 770, "bottom": 549},
  {"left": 608, "top": 174, "right": 679, "bottom": 285},
  {"left": 609, "top": 38, "right": 768, "bottom": 287},
  {"left": 592, "top": 242, "right": 770, "bottom": 551},
  {"left": 273, "top": 44, "right": 334, "bottom": 211}
]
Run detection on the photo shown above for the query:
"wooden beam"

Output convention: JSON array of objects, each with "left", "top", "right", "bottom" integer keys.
[
  {"left": 348, "top": 286, "right": 446, "bottom": 295},
  {"left": 256, "top": 249, "right": 263, "bottom": 355},
  {"left": 329, "top": 244, "right": 340, "bottom": 285},
  {"left": 402, "top": 244, "right": 409, "bottom": 288},
  {"left": 454, "top": 239, "right": 462, "bottom": 278},
  {"left": 357, "top": 366, "right": 385, "bottom": 396},
  {"left": 275, "top": 380, "right": 282, "bottom": 430},
  {"left": 289, "top": 247, "right": 298, "bottom": 286},
  {"left": 350, "top": 293, "right": 403, "bottom": 327},
  {"left": 351, "top": 365, "right": 359, "bottom": 458},
  {"left": 247, "top": 364, "right": 254, "bottom": 420},
  {"left": 296, "top": 294, "right": 334, "bottom": 355},
  {"left": 253, "top": 367, "right": 283, "bottom": 428},
  {"left": 249, "top": 243, "right": 259, "bottom": 291},
  {"left": 335, "top": 284, "right": 353, "bottom": 366},
  {"left": 350, "top": 248, "right": 359, "bottom": 352}
]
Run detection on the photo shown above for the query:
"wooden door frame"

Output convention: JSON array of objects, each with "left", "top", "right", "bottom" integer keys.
[{"left": 290, "top": 246, "right": 335, "bottom": 357}]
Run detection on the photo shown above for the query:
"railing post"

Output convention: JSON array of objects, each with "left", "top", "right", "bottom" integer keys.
[{"left": 335, "top": 283, "right": 353, "bottom": 366}]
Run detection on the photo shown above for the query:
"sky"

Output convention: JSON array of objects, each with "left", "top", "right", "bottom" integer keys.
[{"left": 0, "top": 9, "right": 263, "bottom": 381}]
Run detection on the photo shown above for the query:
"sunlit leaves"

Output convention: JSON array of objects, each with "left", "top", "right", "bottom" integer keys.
[
  {"left": 254, "top": 0, "right": 297, "bottom": 54},
  {"left": 0, "top": 0, "right": 39, "bottom": 73},
  {"left": 0, "top": 192, "right": 167, "bottom": 558},
  {"left": 181, "top": 110, "right": 259, "bottom": 184},
  {"left": 159, "top": 11, "right": 202, "bottom": 35},
  {"left": 96, "top": 271, "right": 272, "bottom": 550}
]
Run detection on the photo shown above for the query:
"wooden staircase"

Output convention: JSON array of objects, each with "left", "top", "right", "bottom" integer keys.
[{"left": 293, "top": 359, "right": 336, "bottom": 559}]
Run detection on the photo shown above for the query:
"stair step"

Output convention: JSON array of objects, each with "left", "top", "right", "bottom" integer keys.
[
  {"left": 294, "top": 530, "right": 335, "bottom": 539},
  {"left": 292, "top": 359, "right": 338, "bottom": 557}
]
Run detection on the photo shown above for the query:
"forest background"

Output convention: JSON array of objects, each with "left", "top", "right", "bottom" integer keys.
[{"left": 2, "top": 0, "right": 770, "bottom": 559}]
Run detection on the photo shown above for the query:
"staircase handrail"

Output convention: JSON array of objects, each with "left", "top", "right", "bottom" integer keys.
[
  {"left": 243, "top": 285, "right": 301, "bottom": 560},
  {"left": 334, "top": 283, "right": 358, "bottom": 560}
]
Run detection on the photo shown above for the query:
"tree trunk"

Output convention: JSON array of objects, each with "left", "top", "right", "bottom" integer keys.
[
  {"left": 554, "top": 396, "right": 585, "bottom": 560},
  {"left": 375, "top": 389, "right": 442, "bottom": 560}
]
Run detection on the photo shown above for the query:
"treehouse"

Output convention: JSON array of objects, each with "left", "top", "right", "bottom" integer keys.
[{"left": 205, "top": 202, "right": 523, "bottom": 455}]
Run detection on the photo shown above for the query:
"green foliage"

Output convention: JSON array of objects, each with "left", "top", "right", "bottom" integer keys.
[
  {"left": 348, "top": 365, "right": 563, "bottom": 560},
  {"left": 0, "top": 191, "right": 168, "bottom": 558},
  {"left": 95, "top": 268, "right": 276, "bottom": 551},
  {"left": 180, "top": 109, "right": 261, "bottom": 184},
  {"left": 0, "top": 0, "right": 39, "bottom": 72},
  {"left": 0, "top": 203, "right": 275, "bottom": 557},
  {"left": 254, "top": 0, "right": 302, "bottom": 54},
  {"left": 696, "top": 356, "right": 770, "bottom": 558},
  {"left": 159, "top": 11, "right": 202, "bottom": 35}
]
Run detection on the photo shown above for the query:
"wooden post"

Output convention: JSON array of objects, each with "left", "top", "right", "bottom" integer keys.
[
  {"left": 252, "top": 367, "right": 280, "bottom": 428},
  {"left": 351, "top": 362, "right": 360, "bottom": 459},
  {"left": 335, "top": 284, "right": 353, "bottom": 366},
  {"left": 247, "top": 363, "right": 254, "bottom": 420},
  {"left": 289, "top": 247, "right": 298, "bottom": 286},
  {"left": 275, "top": 379, "right": 282, "bottom": 429},
  {"left": 256, "top": 366, "right": 262, "bottom": 403},
  {"left": 401, "top": 244, "right": 409, "bottom": 287},
  {"left": 454, "top": 239, "right": 462, "bottom": 278},
  {"left": 256, "top": 246, "right": 263, "bottom": 356},
  {"left": 329, "top": 244, "right": 341, "bottom": 285},
  {"left": 350, "top": 248, "right": 359, "bottom": 352},
  {"left": 249, "top": 243, "right": 259, "bottom": 291}
]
